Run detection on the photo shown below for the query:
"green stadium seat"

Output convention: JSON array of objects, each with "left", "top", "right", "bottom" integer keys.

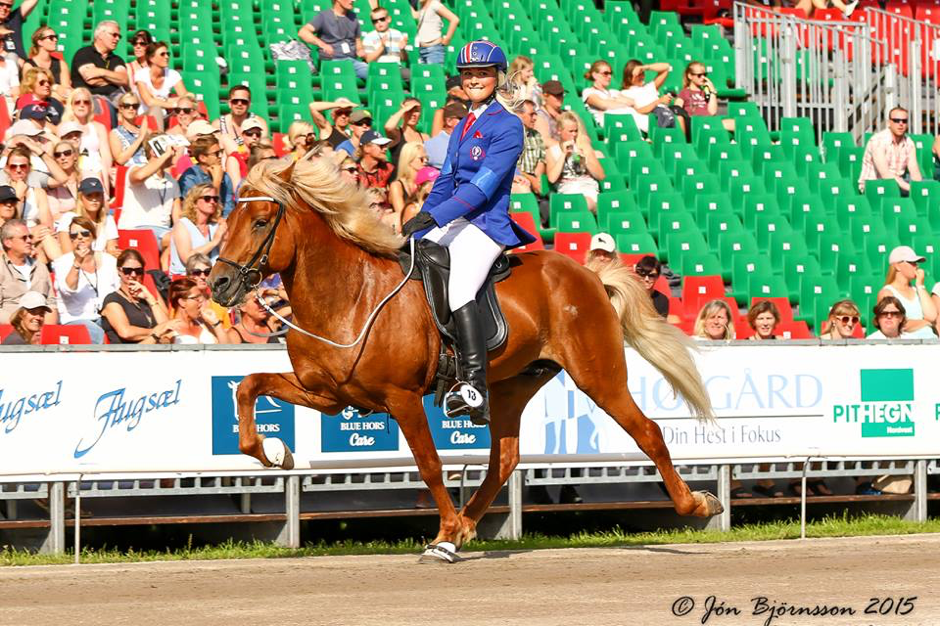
[
  {"left": 604, "top": 209, "right": 648, "bottom": 235},
  {"left": 645, "top": 192, "right": 687, "bottom": 236},
  {"left": 728, "top": 176, "right": 767, "bottom": 209},
  {"left": 550, "top": 194, "right": 590, "bottom": 226},
  {"left": 704, "top": 213, "right": 745, "bottom": 251},
  {"left": 616, "top": 232, "right": 659, "bottom": 256},
  {"left": 814, "top": 232, "right": 856, "bottom": 272},
  {"left": 821, "top": 131, "right": 856, "bottom": 163},
  {"left": 864, "top": 179, "right": 901, "bottom": 208},
  {"left": 705, "top": 141, "right": 743, "bottom": 172},
  {"left": 599, "top": 173, "right": 628, "bottom": 192},
  {"left": 276, "top": 104, "right": 314, "bottom": 133},
  {"left": 848, "top": 274, "right": 882, "bottom": 327},
  {"left": 625, "top": 158, "right": 666, "bottom": 188},
  {"left": 838, "top": 147, "right": 865, "bottom": 185},
  {"left": 181, "top": 71, "right": 221, "bottom": 118},
  {"left": 664, "top": 230, "right": 710, "bottom": 271},
  {"left": 910, "top": 180, "right": 940, "bottom": 217},
  {"left": 634, "top": 175, "right": 676, "bottom": 212},
  {"left": 555, "top": 211, "right": 598, "bottom": 233},
  {"left": 696, "top": 193, "right": 736, "bottom": 221},
  {"left": 596, "top": 190, "right": 639, "bottom": 224},
  {"left": 742, "top": 193, "right": 781, "bottom": 230},
  {"left": 788, "top": 194, "right": 829, "bottom": 231},
  {"left": 614, "top": 141, "right": 654, "bottom": 170},
  {"left": 682, "top": 173, "right": 721, "bottom": 197},
  {"left": 717, "top": 231, "right": 759, "bottom": 281},
  {"left": 750, "top": 145, "right": 787, "bottom": 174}
]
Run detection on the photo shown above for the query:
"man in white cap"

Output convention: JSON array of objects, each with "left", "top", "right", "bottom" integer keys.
[
  {"left": 585, "top": 232, "right": 620, "bottom": 268},
  {"left": 225, "top": 117, "right": 265, "bottom": 187},
  {"left": 2, "top": 290, "right": 52, "bottom": 344},
  {"left": 877, "top": 245, "right": 937, "bottom": 339}
]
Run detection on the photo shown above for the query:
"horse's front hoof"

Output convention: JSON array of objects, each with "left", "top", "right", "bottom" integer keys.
[
  {"left": 261, "top": 437, "right": 295, "bottom": 470},
  {"left": 418, "top": 542, "right": 460, "bottom": 564},
  {"left": 692, "top": 490, "right": 724, "bottom": 517}
]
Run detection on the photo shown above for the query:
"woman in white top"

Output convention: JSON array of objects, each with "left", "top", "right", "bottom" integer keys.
[
  {"left": 5, "top": 147, "right": 51, "bottom": 230},
  {"left": 619, "top": 59, "right": 677, "bottom": 135},
  {"left": 51, "top": 215, "right": 120, "bottom": 344},
  {"left": 127, "top": 30, "right": 154, "bottom": 98},
  {"left": 55, "top": 177, "right": 118, "bottom": 258},
  {"left": 581, "top": 60, "right": 636, "bottom": 127},
  {"left": 0, "top": 52, "right": 19, "bottom": 114},
  {"left": 169, "top": 183, "right": 226, "bottom": 277},
  {"left": 25, "top": 26, "right": 71, "bottom": 102},
  {"left": 412, "top": 0, "right": 459, "bottom": 64},
  {"left": 168, "top": 277, "right": 229, "bottom": 344},
  {"left": 119, "top": 134, "right": 182, "bottom": 261},
  {"left": 45, "top": 140, "right": 81, "bottom": 219},
  {"left": 61, "top": 88, "right": 113, "bottom": 189},
  {"left": 545, "top": 111, "right": 605, "bottom": 212},
  {"left": 878, "top": 246, "right": 937, "bottom": 339},
  {"left": 508, "top": 55, "right": 542, "bottom": 106},
  {"left": 135, "top": 41, "right": 188, "bottom": 132}
]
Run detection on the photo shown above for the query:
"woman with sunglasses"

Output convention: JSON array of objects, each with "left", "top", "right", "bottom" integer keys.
[
  {"left": 227, "top": 291, "right": 283, "bottom": 345},
  {"left": 388, "top": 141, "right": 428, "bottom": 229},
  {"left": 675, "top": 61, "right": 735, "bottom": 133},
  {"left": 16, "top": 67, "right": 64, "bottom": 125},
  {"left": 619, "top": 59, "right": 680, "bottom": 135},
  {"left": 4, "top": 146, "right": 51, "bottom": 231},
  {"left": 169, "top": 183, "right": 226, "bottom": 278},
  {"left": 135, "top": 41, "right": 188, "bottom": 132},
  {"left": 100, "top": 248, "right": 174, "bottom": 344},
  {"left": 108, "top": 92, "right": 150, "bottom": 167},
  {"left": 819, "top": 299, "right": 862, "bottom": 340},
  {"left": 45, "top": 140, "right": 80, "bottom": 218},
  {"left": 581, "top": 60, "right": 636, "bottom": 127},
  {"left": 284, "top": 121, "right": 317, "bottom": 163},
  {"left": 55, "top": 177, "right": 117, "bottom": 257},
  {"left": 309, "top": 96, "right": 357, "bottom": 149},
  {"left": 383, "top": 97, "right": 429, "bottom": 165},
  {"left": 225, "top": 117, "right": 264, "bottom": 188},
  {"left": 168, "top": 277, "right": 230, "bottom": 344},
  {"left": 867, "top": 296, "right": 908, "bottom": 340},
  {"left": 127, "top": 30, "right": 154, "bottom": 97},
  {"left": 51, "top": 215, "right": 120, "bottom": 344},
  {"left": 25, "top": 26, "right": 71, "bottom": 102},
  {"left": 184, "top": 251, "right": 231, "bottom": 328},
  {"left": 335, "top": 109, "right": 373, "bottom": 159},
  {"left": 61, "top": 88, "right": 113, "bottom": 186},
  {"left": 877, "top": 246, "right": 937, "bottom": 338}
]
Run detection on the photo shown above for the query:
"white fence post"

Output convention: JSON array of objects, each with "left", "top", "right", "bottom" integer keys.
[
  {"left": 277, "top": 475, "right": 300, "bottom": 548},
  {"left": 706, "top": 465, "right": 731, "bottom": 532},
  {"left": 40, "top": 482, "right": 65, "bottom": 555},
  {"left": 904, "top": 460, "right": 927, "bottom": 523}
]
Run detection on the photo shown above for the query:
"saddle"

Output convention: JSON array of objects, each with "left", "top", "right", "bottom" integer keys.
[{"left": 400, "top": 239, "right": 515, "bottom": 352}]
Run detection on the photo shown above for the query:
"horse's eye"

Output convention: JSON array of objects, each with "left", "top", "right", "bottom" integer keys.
[{"left": 254, "top": 219, "right": 268, "bottom": 229}]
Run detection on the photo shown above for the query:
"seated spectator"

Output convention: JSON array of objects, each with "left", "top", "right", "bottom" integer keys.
[
  {"left": 4, "top": 146, "right": 51, "bottom": 229},
  {"left": 384, "top": 98, "right": 430, "bottom": 164},
  {"left": 0, "top": 217, "right": 57, "bottom": 324},
  {"left": 818, "top": 299, "right": 861, "bottom": 340},
  {"left": 135, "top": 41, "right": 188, "bottom": 131},
  {"left": 309, "top": 97, "right": 357, "bottom": 150},
  {"left": 4, "top": 120, "right": 68, "bottom": 186},
  {"left": 168, "top": 277, "right": 229, "bottom": 344},
  {"left": 509, "top": 55, "right": 541, "bottom": 105},
  {"left": 284, "top": 121, "right": 317, "bottom": 163},
  {"left": 356, "top": 130, "right": 394, "bottom": 189},
  {"left": 747, "top": 300, "right": 780, "bottom": 340},
  {"left": 0, "top": 184, "right": 18, "bottom": 226},
  {"left": 877, "top": 245, "right": 937, "bottom": 338},
  {"left": 179, "top": 135, "right": 234, "bottom": 218},
  {"left": 362, "top": 6, "right": 409, "bottom": 81},
  {"left": 793, "top": 0, "right": 858, "bottom": 19},
  {"left": 868, "top": 296, "right": 909, "bottom": 340},
  {"left": 55, "top": 177, "right": 117, "bottom": 257},
  {"left": 336, "top": 108, "right": 373, "bottom": 158},
  {"left": 299, "top": 0, "right": 369, "bottom": 81},
  {"left": 170, "top": 183, "right": 225, "bottom": 277},
  {"left": 545, "top": 111, "right": 604, "bottom": 212},
  {"left": 411, "top": 0, "right": 459, "bottom": 65},
  {"left": 166, "top": 94, "right": 199, "bottom": 139},
  {"left": 101, "top": 248, "right": 175, "bottom": 344},
  {"left": 858, "top": 107, "right": 920, "bottom": 195},
  {"left": 513, "top": 99, "right": 546, "bottom": 198},
  {"left": 620, "top": 60, "right": 683, "bottom": 135},
  {"left": 70, "top": 20, "right": 128, "bottom": 120},
  {"left": 247, "top": 140, "right": 278, "bottom": 173},
  {"left": 185, "top": 252, "right": 230, "bottom": 329},
  {"left": 584, "top": 233, "right": 622, "bottom": 272},
  {"left": 51, "top": 215, "right": 120, "bottom": 343},
  {"left": 338, "top": 155, "right": 359, "bottom": 185},
  {"left": 425, "top": 101, "right": 465, "bottom": 169},
  {"left": 0, "top": 49, "right": 18, "bottom": 113},
  {"left": 227, "top": 293, "right": 283, "bottom": 344},
  {"left": 675, "top": 61, "right": 735, "bottom": 133},
  {"left": 212, "top": 85, "right": 270, "bottom": 152},
  {"left": 1, "top": 290, "right": 50, "bottom": 344},
  {"left": 61, "top": 89, "right": 113, "bottom": 182},
  {"left": 388, "top": 141, "right": 428, "bottom": 227},
  {"left": 0, "top": 0, "right": 37, "bottom": 62},
  {"left": 634, "top": 255, "right": 676, "bottom": 321},
  {"left": 16, "top": 67, "right": 64, "bottom": 125},
  {"left": 225, "top": 117, "right": 264, "bottom": 188},
  {"left": 108, "top": 91, "right": 149, "bottom": 167},
  {"left": 581, "top": 60, "right": 636, "bottom": 127},
  {"left": 692, "top": 299, "right": 735, "bottom": 340},
  {"left": 119, "top": 134, "right": 182, "bottom": 257},
  {"left": 25, "top": 26, "right": 71, "bottom": 102},
  {"left": 430, "top": 75, "right": 469, "bottom": 136},
  {"left": 535, "top": 80, "right": 567, "bottom": 148},
  {"left": 46, "top": 140, "right": 81, "bottom": 219},
  {"left": 402, "top": 165, "right": 438, "bottom": 224},
  {"left": 126, "top": 29, "right": 154, "bottom": 97}
]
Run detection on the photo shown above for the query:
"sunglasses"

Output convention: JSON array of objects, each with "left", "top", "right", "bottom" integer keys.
[
  {"left": 73, "top": 99, "right": 91, "bottom": 106},
  {"left": 69, "top": 230, "right": 92, "bottom": 239},
  {"left": 9, "top": 233, "right": 32, "bottom": 241},
  {"left": 343, "top": 166, "right": 358, "bottom": 174},
  {"left": 177, "top": 107, "right": 195, "bottom": 114},
  {"left": 230, "top": 98, "right": 250, "bottom": 105},
  {"left": 837, "top": 315, "right": 860, "bottom": 325},
  {"left": 108, "top": 32, "right": 122, "bottom": 39},
  {"left": 54, "top": 149, "right": 74, "bottom": 158},
  {"left": 636, "top": 269, "right": 659, "bottom": 279},
  {"left": 119, "top": 102, "right": 139, "bottom": 109},
  {"left": 201, "top": 195, "right": 220, "bottom": 203},
  {"left": 879, "top": 310, "right": 901, "bottom": 318},
  {"left": 189, "top": 268, "right": 211, "bottom": 277},
  {"left": 8, "top": 163, "right": 28, "bottom": 170},
  {"left": 597, "top": 70, "right": 612, "bottom": 76},
  {"left": 890, "top": 117, "right": 908, "bottom": 124},
  {"left": 37, "top": 80, "right": 50, "bottom": 86},
  {"left": 351, "top": 120, "right": 372, "bottom": 127},
  {"left": 132, "top": 40, "right": 148, "bottom": 46},
  {"left": 372, "top": 15, "right": 390, "bottom": 23},
  {"left": 691, "top": 72, "right": 708, "bottom": 77},
  {"left": 243, "top": 129, "right": 262, "bottom": 138},
  {"left": 0, "top": 2, "right": 13, "bottom": 8},
  {"left": 40, "top": 34, "right": 58, "bottom": 41},
  {"left": 120, "top": 266, "right": 144, "bottom": 276}
]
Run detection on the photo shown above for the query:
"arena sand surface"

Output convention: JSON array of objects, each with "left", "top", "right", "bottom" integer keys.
[{"left": 0, "top": 533, "right": 937, "bottom": 626}]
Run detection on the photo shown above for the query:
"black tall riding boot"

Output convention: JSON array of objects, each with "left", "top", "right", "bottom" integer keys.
[{"left": 445, "top": 302, "right": 490, "bottom": 425}]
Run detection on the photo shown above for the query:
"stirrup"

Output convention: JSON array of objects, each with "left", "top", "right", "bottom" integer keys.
[{"left": 444, "top": 381, "right": 489, "bottom": 424}]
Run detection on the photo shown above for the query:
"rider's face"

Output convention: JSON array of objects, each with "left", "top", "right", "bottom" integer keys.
[{"left": 460, "top": 67, "right": 498, "bottom": 105}]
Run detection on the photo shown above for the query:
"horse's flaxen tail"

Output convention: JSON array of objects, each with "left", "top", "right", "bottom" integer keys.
[{"left": 589, "top": 261, "right": 714, "bottom": 421}]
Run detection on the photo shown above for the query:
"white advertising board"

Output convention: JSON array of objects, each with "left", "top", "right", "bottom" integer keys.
[{"left": 1, "top": 344, "right": 938, "bottom": 475}]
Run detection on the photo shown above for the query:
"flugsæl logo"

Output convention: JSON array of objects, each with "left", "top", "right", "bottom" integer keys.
[
  {"left": 832, "top": 369, "right": 915, "bottom": 438},
  {"left": 211, "top": 376, "right": 295, "bottom": 455}
]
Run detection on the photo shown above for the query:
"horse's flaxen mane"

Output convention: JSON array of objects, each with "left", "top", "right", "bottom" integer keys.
[{"left": 243, "top": 158, "right": 404, "bottom": 257}]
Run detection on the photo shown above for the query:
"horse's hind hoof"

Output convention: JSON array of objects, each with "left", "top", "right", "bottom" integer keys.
[
  {"left": 693, "top": 490, "right": 724, "bottom": 517},
  {"left": 418, "top": 542, "right": 460, "bottom": 564},
  {"left": 261, "top": 437, "right": 295, "bottom": 470}
]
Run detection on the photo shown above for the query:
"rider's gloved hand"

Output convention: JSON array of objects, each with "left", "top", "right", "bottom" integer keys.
[{"left": 401, "top": 212, "right": 436, "bottom": 239}]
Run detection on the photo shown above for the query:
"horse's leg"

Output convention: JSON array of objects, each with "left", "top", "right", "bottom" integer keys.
[
  {"left": 454, "top": 371, "right": 556, "bottom": 546},
  {"left": 236, "top": 372, "right": 338, "bottom": 469}
]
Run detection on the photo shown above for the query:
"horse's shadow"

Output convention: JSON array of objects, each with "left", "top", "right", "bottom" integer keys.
[{"left": 458, "top": 549, "right": 534, "bottom": 562}]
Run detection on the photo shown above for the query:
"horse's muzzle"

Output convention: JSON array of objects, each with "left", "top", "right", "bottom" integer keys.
[{"left": 208, "top": 269, "right": 244, "bottom": 308}]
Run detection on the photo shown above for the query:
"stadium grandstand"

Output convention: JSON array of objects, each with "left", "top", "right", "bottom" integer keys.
[{"left": 0, "top": 0, "right": 939, "bottom": 346}]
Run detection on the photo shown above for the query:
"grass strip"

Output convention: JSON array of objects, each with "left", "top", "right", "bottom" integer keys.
[{"left": 2, "top": 513, "right": 939, "bottom": 567}]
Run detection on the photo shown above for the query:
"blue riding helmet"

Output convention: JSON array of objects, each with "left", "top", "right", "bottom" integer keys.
[{"left": 455, "top": 40, "right": 508, "bottom": 73}]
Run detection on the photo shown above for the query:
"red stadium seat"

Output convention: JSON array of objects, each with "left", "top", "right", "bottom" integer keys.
[
  {"left": 40, "top": 324, "right": 92, "bottom": 345},
  {"left": 509, "top": 212, "right": 545, "bottom": 252},
  {"left": 750, "top": 296, "right": 795, "bottom": 322},
  {"left": 111, "top": 165, "right": 127, "bottom": 210},
  {"left": 0, "top": 97, "right": 10, "bottom": 140},
  {"left": 0, "top": 324, "right": 13, "bottom": 342},
  {"left": 775, "top": 320, "right": 812, "bottom": 339},
  {"left": 92, "top": 96, "right": 112, "bottom": 132},
  {"left": 734, "top": 318, "right": 753, "bottom": 339},
  {"left": 682, "top": 275, "right": 725, "bottom": 307},
  {"left": 135, "top": 115, "right": 159, "bottom": 131},
  {"left": 553, "top": 232, "right": 592, "bottom": 265},
  {"left": 118, "top": 229, "right": 161, "bottom": 273},
  {"left": 273, "top": 132, "right": 289, "bottom": 157}
]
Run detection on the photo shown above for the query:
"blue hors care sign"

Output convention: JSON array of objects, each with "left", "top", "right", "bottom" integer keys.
[
  {"left": 424, "top": 396, "right": 490, "bottom": 450},
  {"left": 321, "top": 406, "right": 400, "bottom": 452},
  {"left": 211, "top": 376, "right": 295, "bottom": 455}
]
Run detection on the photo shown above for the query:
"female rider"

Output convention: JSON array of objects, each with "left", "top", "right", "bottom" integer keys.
[{"left": 401, "top": 41, "right": 535, "bottom": 425}]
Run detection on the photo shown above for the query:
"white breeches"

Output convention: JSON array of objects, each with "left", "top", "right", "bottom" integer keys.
[{"left": 423, "top": 218, "right": 505, "bottom": 311}]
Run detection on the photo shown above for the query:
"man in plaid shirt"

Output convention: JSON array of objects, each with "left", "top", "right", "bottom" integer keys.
[
  {"left": 514, "top": 99, "right": 546, "bottom": 195},
  {"left": 858, "top": 107, "right": 922, "bottom": 196}
]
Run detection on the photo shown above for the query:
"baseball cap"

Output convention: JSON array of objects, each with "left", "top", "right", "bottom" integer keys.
[
  {"left": 415, "top": 166, "right": 440, "bottom": 187},
  {"left": 360, "top": 130, "right": 392, "bottom": 146},
  {"left": 0, "top": 185, "right": 17, "bottom": 202},
  {"left": 185, "top": 119, "right": 219, "bottom": 141},
  {"left": 349, "top": 109, "right": 373, "bottom": 124},
  {"left": 443, "top": 102, "right": 468, "bottom": 120},
  {"left": 888, "top": 245, "right": 926, "bottom": 265},
  {"left": 58, "top": 120, "right": 83, "bottom": 138},
  {"left": 590, "top": 232, "right": 616, "bottom": 253},
  {"left": 78, "top": 177, "right": 104, "bottom": 195},
  {"left": 19, "top": 291, "right": 51, "bottom": 312},
  {"left": 19, "top": 104, "right": 48, "bottom": 121},
  {"left": 7, "top": 120, "right": 43, "bottom": 137},
  {"left": 541, "top": 80, "right": 565, "bottom": 96},
  {"left": 241, "top": 117, "right": 264, "bottom": 132}
]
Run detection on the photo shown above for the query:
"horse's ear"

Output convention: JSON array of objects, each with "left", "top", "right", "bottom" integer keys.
[{"left": 278, "top": 161, "right": 295, "bottom": 182}]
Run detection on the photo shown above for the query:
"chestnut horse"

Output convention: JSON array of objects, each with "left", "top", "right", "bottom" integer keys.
[{"left": 209, "top": 159, "right": 722, "bottom": 561}]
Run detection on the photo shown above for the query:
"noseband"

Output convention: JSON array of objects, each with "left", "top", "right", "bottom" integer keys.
[{"left": 217, "top": 196, "right": 285, "bottom": 291}]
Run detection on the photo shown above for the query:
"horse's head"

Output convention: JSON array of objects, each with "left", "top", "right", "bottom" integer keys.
[{"left": 209, "top": 163, "right": 296, "bottom": 308}]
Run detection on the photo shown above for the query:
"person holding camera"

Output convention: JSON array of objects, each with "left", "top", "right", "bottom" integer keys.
[
  {"left": 179, "top": 135, "right": 234, "bottom": 218},
  {"left": 545, "top": 110, "right": 605, "bottom": 213},
  {"left": 675, "top": 61, "right": 735, "bottom": 133},
  {"left": 619, "top": 60, "right": 684, "bottom": 135}
]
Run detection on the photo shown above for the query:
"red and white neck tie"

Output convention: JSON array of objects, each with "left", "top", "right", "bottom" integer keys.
[{"left": 459, "top": 112, "right": 477, "bottom": 140}]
